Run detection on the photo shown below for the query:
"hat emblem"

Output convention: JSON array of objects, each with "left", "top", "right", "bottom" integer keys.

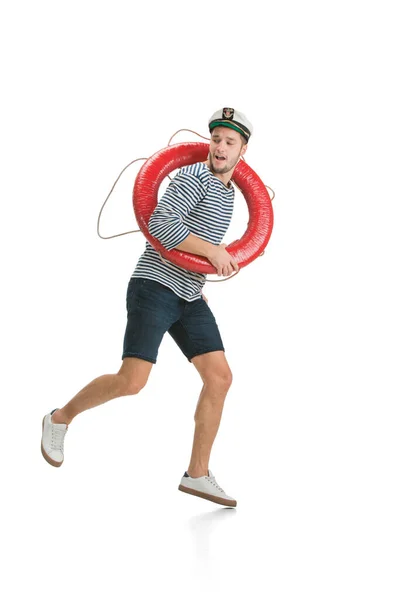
[{"left": 222, "top": 107, "right": 234, "bottom": 120}]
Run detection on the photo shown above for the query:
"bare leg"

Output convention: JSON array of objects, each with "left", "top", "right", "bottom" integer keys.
[
  {"left": 52, "top": 357, "right": 153, "bottom": 425},
  {"left": 186, "top": 351, "right": 232, "bottom": 477}
]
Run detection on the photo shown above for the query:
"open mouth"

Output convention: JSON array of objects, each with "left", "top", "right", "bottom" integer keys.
[{"left": 215, "top": 154, "right": 226, "bottom": 162}]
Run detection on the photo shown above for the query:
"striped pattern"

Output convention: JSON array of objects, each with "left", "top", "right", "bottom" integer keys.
[{"left": 132, "top": 162, "right": 235, "bottom": 301}]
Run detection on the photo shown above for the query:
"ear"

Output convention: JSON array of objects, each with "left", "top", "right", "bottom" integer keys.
[{"left": 240, "top": 144, "right": 248, "bottom": 158}]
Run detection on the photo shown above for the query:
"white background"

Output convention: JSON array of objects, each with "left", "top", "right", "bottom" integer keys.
[{"left": 1, "top": 1, "right": 399, "bottom": 598}]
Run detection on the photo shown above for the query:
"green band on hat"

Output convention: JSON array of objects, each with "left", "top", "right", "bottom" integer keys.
[{"left": 209, "top": 120, "right": 250, "bottom": 141}]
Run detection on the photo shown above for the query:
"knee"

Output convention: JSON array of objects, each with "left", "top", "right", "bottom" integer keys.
[
  {"left": 204, "top": 368, "right": 233, "bottom": 394},
  {"left": 117, "top": 358, "right": 152, "bottom": 397},
  {"left": 120, "top": 375, "right": 147, "bottom": 397}
]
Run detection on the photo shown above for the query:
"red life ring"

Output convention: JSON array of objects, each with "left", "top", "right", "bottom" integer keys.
[{"left": 133, "top": 142, "right": 273, "bottom": 274}]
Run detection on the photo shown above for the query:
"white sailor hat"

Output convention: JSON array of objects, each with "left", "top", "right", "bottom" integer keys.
[{"left": 208, "top": 107, "right": 253, "bottom": 142}]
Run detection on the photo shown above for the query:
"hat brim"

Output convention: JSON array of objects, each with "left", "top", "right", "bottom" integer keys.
[{"left": 209, "top": 120, "right": 250, "bottom": 142}]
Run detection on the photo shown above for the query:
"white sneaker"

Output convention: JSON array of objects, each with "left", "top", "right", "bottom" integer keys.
[
  {"left": 41, "top": 410, "right": 68, "bottom": 467},
  {"left": 178, "top": 470, "right": 237, "bottom": 507}
]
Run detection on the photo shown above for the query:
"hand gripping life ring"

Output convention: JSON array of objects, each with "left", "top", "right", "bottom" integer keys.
[{"left": 133, "top": 142, "right": 273, "bottom": 274}]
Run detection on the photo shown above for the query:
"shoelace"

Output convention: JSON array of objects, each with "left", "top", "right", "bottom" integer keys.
[
  {"left": 206, "top": 475, "right": 225, "bottom": 494},
  {"left": 51, "top": 427, "right": 66, "bottom": 451}
]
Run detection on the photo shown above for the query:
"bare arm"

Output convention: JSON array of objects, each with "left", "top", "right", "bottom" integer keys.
[{"left": 175, "top": 233, "right": 239, "bottom": 277}]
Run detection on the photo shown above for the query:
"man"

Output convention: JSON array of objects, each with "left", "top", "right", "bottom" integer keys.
[{"left": 41, "top": 107, "right": 253, "bottom": 508}]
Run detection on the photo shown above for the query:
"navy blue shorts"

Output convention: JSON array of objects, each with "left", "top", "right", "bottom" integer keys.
[{"left": 122, "top": 278, "right": 225, "bottom": 364}]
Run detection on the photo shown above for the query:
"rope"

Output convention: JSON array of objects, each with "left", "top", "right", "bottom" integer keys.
[
  {"left": 205, "top": 269, "right": 240, "bottom": 283},
  {"left": 168, "top": 129, "right": 210, "bottom": 146},
  {"left": 97, "top": 158, "right": 147, "bottom": 239}
]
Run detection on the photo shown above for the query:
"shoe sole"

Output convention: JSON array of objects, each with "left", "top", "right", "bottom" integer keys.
[
  {"left": 178, "top": 484, "right": 237, "bottom": 507},
  {"left": 41, "top": 417, "right": 63, "bottom": 467}
]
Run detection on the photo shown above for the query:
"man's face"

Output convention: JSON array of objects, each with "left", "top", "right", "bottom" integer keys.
[{"left": 208, "top": 127, "right": 247, "bottom": 175}]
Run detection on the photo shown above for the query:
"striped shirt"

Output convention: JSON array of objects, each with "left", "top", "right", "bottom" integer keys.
[{"left": 132, "top": 162, "right": 235, "bottom": 301}]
